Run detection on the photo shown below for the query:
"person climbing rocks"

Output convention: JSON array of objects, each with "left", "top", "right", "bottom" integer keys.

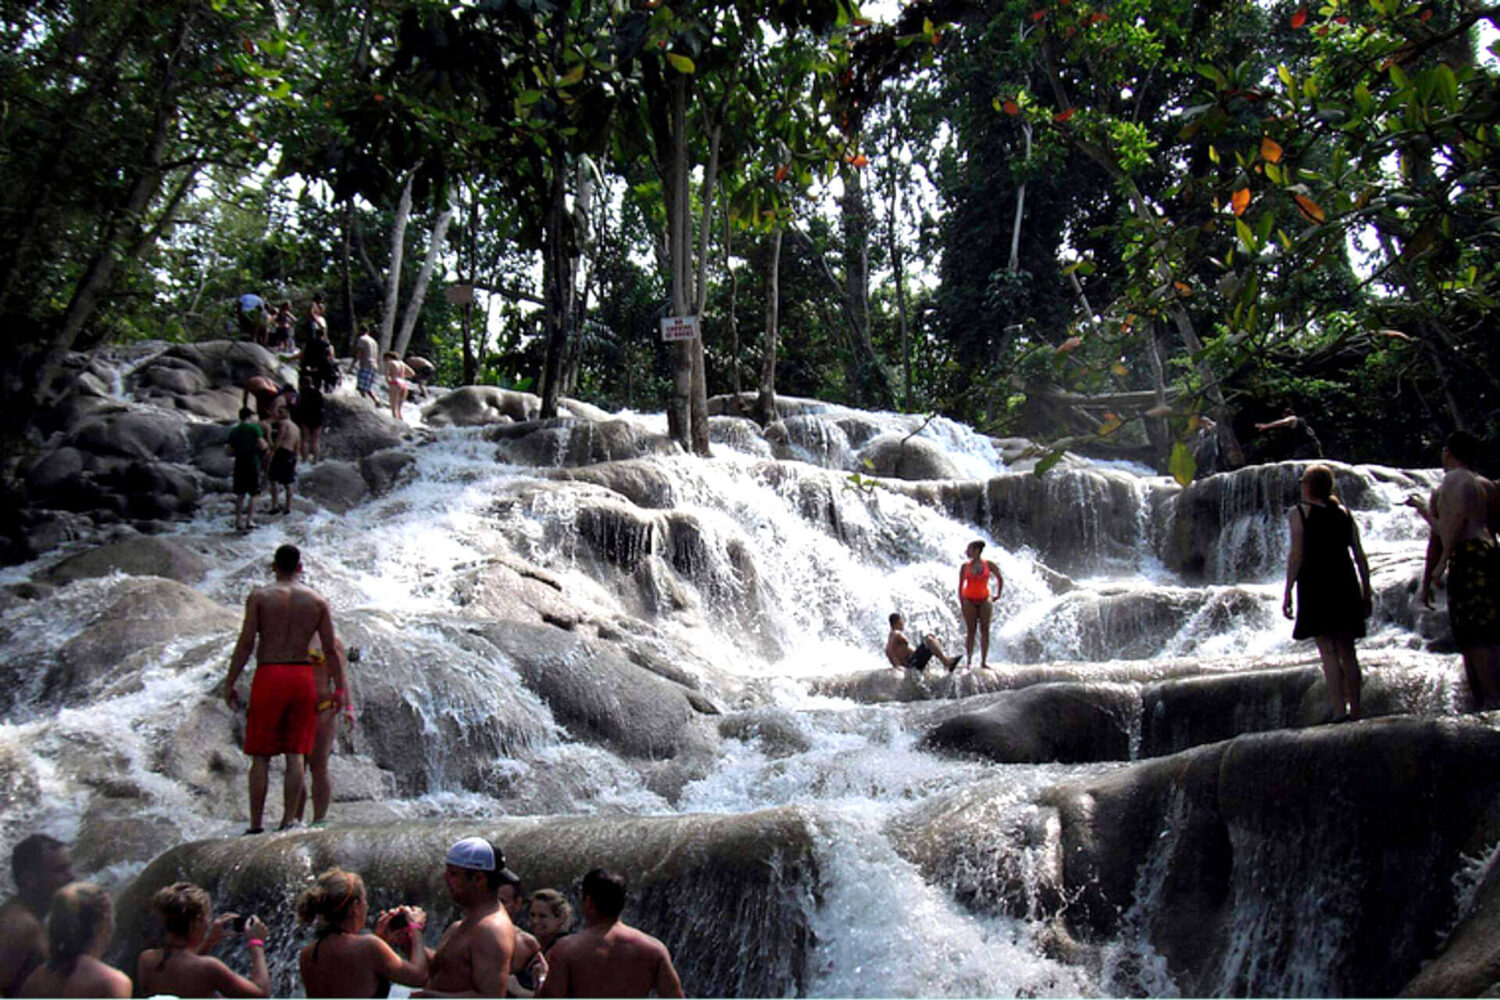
[
  {"left": 1282, "top": 464, "right": 1372, "bottom": 722},
  {"left": 223, "top": 544, "right": 346, "bottom": 834},
  {"left": 958, "top": 540, "right": 1004, "bottom": 670},
  {"left": 1254, "top": 409, "right": 1324, "bottom": 461},
  {"left": 404, "top": 354, "right": 436, "bottom": 400},
  {"left": 885, "top": 613, "right": 959, "bottom": 673},
  {"left": 228, "top": 407, "right": 269, "bottom": 531}
]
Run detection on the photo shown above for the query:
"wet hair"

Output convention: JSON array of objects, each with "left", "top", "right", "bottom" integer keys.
[
  {"left": 1447, "top": 431, "right": 1481, "bottom": 466},
  {"left": 888, "top": 613, "right": 902, "bottom": 628},
  {"left": 11, "top": 834, "right": 65, "bottom": 889},
  {"left": 46, "top": 882, "right": 112, "bottom": 973},
  {"left": 967, "top": 540, "right": 985, "bottom": 554},
  {"left": 239, "top": 407, "right": 254, "bottom": 420},
  {"left": 1302, "top": 464, "right": 1337, "bottom": 503},
  {"left": 273, "top": 544, "right": 301, "bottom": 575},
  {"left": 529, "top": 888, "right": 573, "bottom": 928},
  {"left": 296, "top": 868, "right": 366, "bottom": 929},
  {"left": 580, "top": 868, "right": 627, "bottom": 920},
  {"left": 152, "top": 882, "right": 211, "bottom": 938}
]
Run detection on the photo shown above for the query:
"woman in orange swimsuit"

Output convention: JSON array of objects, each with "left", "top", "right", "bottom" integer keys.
[{"left": 958, "top": 540, "right": 1003, "bottom": 669}]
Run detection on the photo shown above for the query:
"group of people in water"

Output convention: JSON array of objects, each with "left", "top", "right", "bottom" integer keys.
[{"left": 0, "top": 834, "right": 682, "bottom": 998}]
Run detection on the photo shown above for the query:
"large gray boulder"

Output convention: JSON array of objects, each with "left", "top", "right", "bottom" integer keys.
[
  {"left": 1401, "top": 852, "right": 1500, "bottom": 996},
  {"left": 494, "top": 418, "right": 677, "bottom": 468},
  {"left": 112, "top": 807, "right": 822, "bottom": 998},
  {"left": 359, "top": 448, "right": 417, "bottom": 496},
  {"left": 424, "top": 386, "right": 537, "bottom": 427},
  {"left": 858, "top": 432, "right": 962, "bottom": 481},
  {"left": 921, "top": 682, "right": 1137, "bottom": 763},
  {"left": 66, "top": 410, "right": 191, "bottom": 464},
  {"left": 297, "top": 460, "right": 368, "bottom": 513},
  {"left": 320, "top": 396, "right": 406, "bottom": 461},
  {"left": 42, "top": 536, "right": 210, "bottom": 586}
]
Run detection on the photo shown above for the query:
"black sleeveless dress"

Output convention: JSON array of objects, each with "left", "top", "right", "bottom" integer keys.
[{"left": 1292, "top": 501, "right": 1366, "bottom": 640}]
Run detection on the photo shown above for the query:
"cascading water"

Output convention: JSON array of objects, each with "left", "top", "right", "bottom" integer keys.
[{"left": 0, "top": 345, "right": 1489, "bottom": 998}]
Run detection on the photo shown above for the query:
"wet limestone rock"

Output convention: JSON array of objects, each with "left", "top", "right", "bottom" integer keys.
[
  {"left": 1401, "top": 844, "right": 1500, "bottom": 996},
  {"left": 359, "top": 448, "right": 417, "bottom": 496},
  {"left": 921, "top": 682, "right": 1137, "bottom": 763},
  {"left": 858, "top": 432, "right": 962, "bottom": 481},
  {"left": 297, "top": 460, "right": 368, "bottom": 513},
  {"left": 708, "top": 415, "right": 773, "bottom": 458},
  {"left": 424, "top": 385, "right": 536, "bottom": 426},
  {"left": 42, "top": 535, "right": 211, "bottom": 586},
  {"left": 113, "top": 807, "right": 821, "bottom": 998},
  {"left": 319, "top": 396, "right": 406, "bottom": 461}
]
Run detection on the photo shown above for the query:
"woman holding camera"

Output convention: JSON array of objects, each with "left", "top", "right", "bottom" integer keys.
[
  {"left": 297, "top": 867, "right": 428, "bottom": 998},
  {"left": 135, "top": 882, "right": 269, "bottom": 998}
]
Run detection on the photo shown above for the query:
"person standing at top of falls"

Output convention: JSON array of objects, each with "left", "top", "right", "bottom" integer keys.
[
  {"left": 416, "top": 837, "right": 517, "bottom": 999},
  {"left": 1254, "top": 408, "right": 1324, "bottom": 461},
  {"left": 351, "top": 326, "right": 382, "bottom": 407},
  {"left": 0, "top": 835, "right": 75, "bottom": 997},
  {"left": 1415, "top": 431, "right": 1500, "bottom": 710},
  {"left": 538, "top": 868, "right": 682, "bottom": 999},
  {"left": 958, "top": 541, "right": 1004, "bottom": 671},
  {"left": 885, "top": 613, "right": 959, "bottom": 673},
  {"left": 136, "top": 882, "right": 270, "bottom": 998},
  {"left": 223, "top": 544, "right": 346, "bottom": 833},
  {"left": 1282, "top": 464, "right": 1372, "bottom": 722}
]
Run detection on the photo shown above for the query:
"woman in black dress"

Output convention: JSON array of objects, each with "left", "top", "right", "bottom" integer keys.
[{"left": 1282, "top": 465, "right": 1373, "bottom": 720}]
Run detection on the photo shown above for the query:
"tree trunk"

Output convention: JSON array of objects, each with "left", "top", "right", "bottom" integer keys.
[
  {"left": 687, "top": 124, "right": 722, "bottom": 456},
  {"left": 540, "top": 145, "right": 572, "bottom": 419},
  {"left": 839, "top": 162, "right": 894, "bottom": 409},
  {"left": 461, "top": 188, "right": 479, "bottom": 385},
  {"left": 342, "top": 203, "right": 357, "bottom": 354},
  {"left": 723, "top": 190, "right": 741, "bottom": 399},
  {"left": 886, "top": 165, "right": 911, "bottom": 411},
  {"left": 391, "top": 204, "right": 454, "bottom": 357},
  {"left": 665, "top": 75, "right": 692, "bottom": 449},
  {"left": 377, "top": 174, "right": 414, "bottom": 355},
  {"left": 756, "top": 228, "right": 783, "bottom": 427},
  {"left": 1008, "top": 122, "right": 1031, "bottom": 274}
]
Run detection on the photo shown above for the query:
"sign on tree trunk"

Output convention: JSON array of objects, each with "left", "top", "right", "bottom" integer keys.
[{"left": 660, "top": 315, "right": 699, "bottom": 342}]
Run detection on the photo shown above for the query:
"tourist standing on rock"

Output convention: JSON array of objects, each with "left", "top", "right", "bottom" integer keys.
[
  {"left": 1419, "top": 432, "right": 1500, "bottom": 709},
  {"left": 238, "top": 292, "right": 269, "bottom": 345},
  {"left": 405, "top": 353, "right": 436, "bottom": 400},
  {"left": 352, "top": 326, "right": 381, "bottom": 407},
  {"left": 295, "top": 637, "right": 352, "bottom": 828},
  {"left": 136, "top": 882, "right": 270, "bottom": 998},
  {"left": 885, "top": 613, "right": 959, "bottom": 673},
  {"left": 267, "top": 414, "right": 300, "bottom": 515},
  {"left": 0, "top": 835, "right": 74, "bottom": 997},
  {"left": 223, "top": 544, "right": 345, "bottom": 833},
  {"left": 228, "top": 408, "right": 269, "bottom": 532},
  {"left": 1282, "top": 464, "right": 1372, "bottom": 722},
  {"left": 497, "top": 872, "right": 547, "bottom": 997},
  {"left": 242, "top": 375, "right": 283, "bottom": 421},
  {"left": 538, "top": 868, "right": 682, "bottom": 999},
  {"left": 384, "top": 352, "right": 415, "bottom": 422},
  {"left": 19, "top": 882, "right": 130, "bottom": 998},
  {"left": 1254, "top": 409, "right": 1324, "bottom": 461},
  {"left": 527, "top": 890, "right": 573, "bottom": 956},
  {"left": 272, "top": 302, "right": 296, "bottom": 352},
  {"left": 415, "top": 837, "right": 517, "bottom": 998},
  {"left": 297, "top": 867, "right": 429, "bottom": 998},
  {"left": 958, "top": 541, "right": 1004, "bottom": 670}
]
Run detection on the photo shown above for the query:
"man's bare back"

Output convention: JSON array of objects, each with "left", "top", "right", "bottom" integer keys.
[
  {"left": 241, "top": 581, "right": 333, "bottom": 666},
  {"left": 421, "top": 908, "right": 514, "bottom": 997},
  {"left": 0, "top": 899, "right": 45, "bottom": 998},
  {"left": 273, "top": 418, "right": 301, "bottom": 455},
  {"left": 542, "top": 922, "right": 682, "bottom": 999}
]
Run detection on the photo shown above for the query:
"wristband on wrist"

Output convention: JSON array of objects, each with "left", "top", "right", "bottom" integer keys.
[{"left": 247, "top": 938, "right": 265, "bottom": 949}]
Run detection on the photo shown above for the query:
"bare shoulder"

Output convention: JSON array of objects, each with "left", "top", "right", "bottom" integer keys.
[{"left": 0, "top": 899, "right": 41, "bottom": 935}]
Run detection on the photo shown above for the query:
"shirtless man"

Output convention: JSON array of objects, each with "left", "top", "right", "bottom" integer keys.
[
  {"left": 223, "top": 544, "right": 345, "bottom": 833},
  {"left": 351, "top": 327, "right": 381, "bottom": 406},
  {"left": 0, "top": 836, "right": 74, "bottom": 997},
  {"left": 417, "top": 837, "right": 516, "bottom": 998},
  {"left": 242, "top": 376, "right": 283, "bottom": 421},
  {"left": 405, "top": 354, "right": 436, "bottom": 399},
  {"left": 267, "top": 415, "right": 301, "bottom": 515},
  {"left": 1419, "top": 432, "right": 1500, "bottom": 709},
  {"left": 539, "top": 868, "right": 682, "bottom": 999},
  {"left": 497, "top": 872, "right": 547, "bottom": 997},
  {"left": 885, "top": 613, "right": 958, "bottom": 673}
]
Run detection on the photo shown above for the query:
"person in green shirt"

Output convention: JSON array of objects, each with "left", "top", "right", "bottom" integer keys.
[{"left": 227, "top": 408, "right": 269, "bottom": 531}]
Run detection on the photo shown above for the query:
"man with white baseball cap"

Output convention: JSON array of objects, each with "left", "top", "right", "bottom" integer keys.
[{"left": 414, "top": 837, "right": 516, "bottom": 998}]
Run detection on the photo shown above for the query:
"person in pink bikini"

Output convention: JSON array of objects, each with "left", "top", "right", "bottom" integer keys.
[{"left": 958, "top": 540, "right": 1003, "bottom": 670}]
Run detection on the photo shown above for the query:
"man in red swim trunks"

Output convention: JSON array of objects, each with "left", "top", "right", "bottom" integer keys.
[{"left": 223, "top": 544, "right": 346, "bottom": 833}]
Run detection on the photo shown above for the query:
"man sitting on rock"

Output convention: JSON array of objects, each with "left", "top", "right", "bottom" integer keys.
[
  {"left": 416, "top": 837, "right": 516, "bottom": 998},
  {"left": 885, "top": 613, "right": 959, "bottom": 673},
  {"left": 0, "top": 834, "right": 75, "bottom": 998},
  {"left": 223, "top": 544, "right": 344, "bottom": 833},
  {"left": 539, "top": 868, "right": 682, "bottom": 999}
]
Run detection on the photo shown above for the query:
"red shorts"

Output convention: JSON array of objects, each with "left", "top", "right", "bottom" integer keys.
[{"left": 244, "top": 663, "right": 317, "bottom": 756}]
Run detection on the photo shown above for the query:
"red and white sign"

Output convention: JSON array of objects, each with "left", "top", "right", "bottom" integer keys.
[{"left": 660, "top": 315, "right": 699, "bottom": 342}]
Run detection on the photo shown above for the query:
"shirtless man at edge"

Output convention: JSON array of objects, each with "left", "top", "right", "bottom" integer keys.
[
  {"left": 885, "top": 613, "right": 959, "bottom": 673},
  {"left": 223, "top": 544, "right": 345, "bottom": 833},
  {"left": 0, "top": 836, "right": 75, "bottom": 997},
  {"left": 1418, "top": 431, "right": 1500, "bottom": 709},
  {"left": 416, "top": 837, "right": 516, "bottom": 999},
  {"left": 539, "top": 868, "right": 682, "bottom": 999}
]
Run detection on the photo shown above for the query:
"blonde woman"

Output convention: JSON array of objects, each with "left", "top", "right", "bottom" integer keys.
[
  {"left": 136, "top": 882, "right": 269, "bottom": 997},
  {"left": 297, "top": 867, "right": 428, "bottom": 998}
]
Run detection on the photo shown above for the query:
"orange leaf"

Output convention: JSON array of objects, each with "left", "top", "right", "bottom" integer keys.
[
  {"left": 1293, "top": 194, "right": 1326, "bottom": 223},
  {"left": 1054, "top": 107, "right": 1077, "bottom": 122},
  {"left": 373, "top": 93, "right": 386, "bottom": 103},
  {"left": 1088, "top": 12, "right": 1109, "bottom": 24},
  {"left": 1260, "top": 137, "right": 1283, "bottom": 163},
  {"left": 1002, "top": 100, "right": 1020, "bottom": 116},
  {"left": 1290, "top": 7, "right": 1308, "bottom": 28},
  {"left": 243, "top": 38, "right": 256, "bottom": 55},
  {"left": 1335, "top": 15, "right": 1349, "bottom": 24},
  {"left": 1231, "top": 188, "right": 1250, "bottom": 216},
  {"left": 1316, "top": 25, "right": 1328, "bottom": 35},
  {"left": 1173, "top": 281, "right": 1192, "bottom": 296},
  {"left": 1419, "top": 8, "right": 1432, "bottom": 21},
  {"left": 774, "top": 165, "right": 789, "bottom": 183},
  {"left": 852, "top": 154, "right": 869, "bottom": 168},
  {"left": 1032, "top": 9, "right": 1047, "bottom": 20},
  {"left": 1056, "top": 336, "right": 1083, "bottom": 354}
]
